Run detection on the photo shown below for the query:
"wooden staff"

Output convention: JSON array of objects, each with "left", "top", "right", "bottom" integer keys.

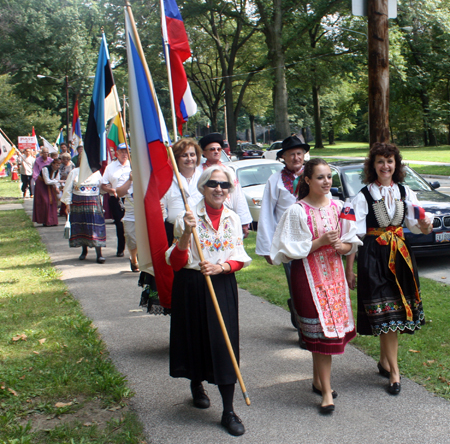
[{"left": 125, "top": 1, "right": 250, "bottom": 406}]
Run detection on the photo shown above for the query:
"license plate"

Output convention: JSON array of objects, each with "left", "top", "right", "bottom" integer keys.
[
  {"left": 435, "top": 232, "right": 450, "bottom": 243},
  {"left": 252, "top": 152, "right": 259, "bottom": 156}
]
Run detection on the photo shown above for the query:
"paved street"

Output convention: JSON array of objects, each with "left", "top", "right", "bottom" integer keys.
[{"left": 5, "top": 199, "right": 447, "bottom": 443}]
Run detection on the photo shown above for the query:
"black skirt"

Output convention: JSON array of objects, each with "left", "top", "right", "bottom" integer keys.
[
  {"left": 357, "top": 235, "right": 425, "bottom": 336},
  {"left": 170, "top": 268, "right": 239, "bottom": 385}
]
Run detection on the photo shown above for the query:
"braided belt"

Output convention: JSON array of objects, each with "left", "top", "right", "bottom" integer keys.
[{"left": 367, "top": 226, "right": 421, "bottom": 321}]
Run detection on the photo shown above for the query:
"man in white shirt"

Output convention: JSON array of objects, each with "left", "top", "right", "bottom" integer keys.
[
  {"left": 198, "top": 133, "right": 252, "bottom": 238},
  {"left": 101, "top": 143, "right": 131, "bottom": 257},
  {"left": 18, "top": 148, "right": 35, "bottom": 198}
]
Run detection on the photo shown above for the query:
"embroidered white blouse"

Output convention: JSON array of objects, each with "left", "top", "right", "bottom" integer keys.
[
  {"left": 165, "top": 199, "right": 252, "bottom": 271},
  {"left": 351, "top": 182, "right": 429, "bottom": 237},
  {"left": 270, "top": 200, "right": 362, "bottom": 265},
  {"left": 61, "top": 168, "right": 103, "bottom": 204}
]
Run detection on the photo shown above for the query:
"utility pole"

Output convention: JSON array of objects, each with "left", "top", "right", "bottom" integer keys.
[
  {"left": 368, "top": 0, "right": 390, "bottom": 145},
  {"left": 65, "top": 75, "right": 70, "bottom": 143}
]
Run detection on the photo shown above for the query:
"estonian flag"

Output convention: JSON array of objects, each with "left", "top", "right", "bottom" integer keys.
[
  {"left": 125, "top": 6, "right": 174, "bottom": 307},
  {"left": 161, "top": 0, "right": 197, "bottom": 136},
  {"left": 79, "top": 33, "right": 121, "bottom": 184}
]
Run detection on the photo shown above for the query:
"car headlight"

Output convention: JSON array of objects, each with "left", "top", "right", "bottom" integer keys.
[{"left": 252, "top": 198, "right": 262, "bottom": 206}]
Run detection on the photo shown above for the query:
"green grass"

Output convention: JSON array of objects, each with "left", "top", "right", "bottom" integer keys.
[
  {"left": 0, "top": 176, "right": 23, "bottom": 204},
  {"left": 408, "top": 164, "right": 450, "bottom": 176},
  {"left": 239, "top": 231, "right": 450, "bottom": 400},
  {"left": 0, "top": 210, "right": 145, "bottom": 443}
]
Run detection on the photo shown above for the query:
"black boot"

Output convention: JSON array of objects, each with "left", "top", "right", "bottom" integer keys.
[
  {"left": 79, "top": 246, "right": 88, "bottom": 260},
  {"left": 95, "top": 247, "right": 105, "bottom": 264}
]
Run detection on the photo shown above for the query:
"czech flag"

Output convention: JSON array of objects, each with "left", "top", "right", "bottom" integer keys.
[
  {"left": 161, "top": 0, "right": 197, "bottom": 136},
  {"left": 340, "top": 201, "right": 356, "bottom": 221},
  {"left": 79, "top": 32, "right": 121, "bottom": 184},
  {"left": 125, "top": 6, "right": 174, "bottom": 307},
  {"left": 32, "top": 126, "right": 39, "bottom": 151},
  {"left": 71, "top": 100, "right": 82, "bottom": 155}
]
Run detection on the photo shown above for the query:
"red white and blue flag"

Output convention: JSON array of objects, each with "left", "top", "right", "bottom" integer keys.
[
  {"left": 406, "top": 202, "right": 426, "bottom": 220},
  {"left": 71, "top": 99, "right": 82, "bottom": 156},
  {"left": 32, "top": 126, "right": 39, "bottom": 151},
  {"left": 161, "top": 0, "right": 197, "bottom": 136},
  {"left": 125, "top": 6, "right": 174, "bottom": 307},
  {"left": 340, "top": 201, "right": 356, "bottom": 221}
]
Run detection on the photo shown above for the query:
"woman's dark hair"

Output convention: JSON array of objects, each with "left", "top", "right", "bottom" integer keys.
[
  {"left": 297, "top": 158, "right": 329, "bottom": 200},
  {"left": 363, "top": 142, "right": 405, "bottom": 184}
]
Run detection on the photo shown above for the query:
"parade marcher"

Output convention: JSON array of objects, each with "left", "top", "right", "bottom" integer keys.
[
  {"left": 59, "top": 153, "right": 76, "bottom": 217},
  {"left": 59, "top": 142, "right": 69, "bottom": 155},
  {"left": 271, "top": 158, "right": 362, "bottom": 414},
  {"left": 61, "top": 158, "right": 106, "bottom": 264},
  {"left": 71, "top": 145, "right": 84, "bottom": 168},
  {"left": 198, "top": 133, "right": 252, "bottom": 238},
  {"left": 256, "top": 135, "right": 310, "bottom": 338},
  {"left": 32, "top": 157, "right": 62, "bottom": 226},
  {"left": 101, "top": 143, "right": 131, "bottom": 257},
  {"left": 32, "top": 147, "right": 52, "bottom": 182},
  {"left": 116, "top": 171, "right": 139, "bottom": 272},
  {"left": 11, "top": 162, "right": 19, "bottom": 181},
  {"left": 18, "top": 148, "right": 35, "bottom": 198},
  {"left": 161, "top": 137, "right": 203, "bottom": 245},
  {"left": 346, "top": 143, "right": 432, "bottom": 395},
  {"left": 166, "top": 165, "right": 251, "bottom": 436}
]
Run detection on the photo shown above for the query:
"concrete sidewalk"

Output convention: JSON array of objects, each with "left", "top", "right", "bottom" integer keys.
[{"left": 18, "top": 199, "right": 450, "bottom": 443}]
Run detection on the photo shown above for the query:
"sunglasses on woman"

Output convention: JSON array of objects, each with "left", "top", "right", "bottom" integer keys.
[{"left": 205, "top": 180, "right": 232, "bottom": 189}]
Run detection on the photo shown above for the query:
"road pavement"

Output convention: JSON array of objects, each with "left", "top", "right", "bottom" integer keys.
[{"left": 7, "top": 199, "right": 450, "bottom": 443}]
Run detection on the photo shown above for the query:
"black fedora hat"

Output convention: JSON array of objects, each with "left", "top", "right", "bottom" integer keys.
[
  {"left": 276, "top": 135, "right": 310, "bottom": 159},
  {"left": 199, "top": 133, "right": 224, "bottom": 150}
]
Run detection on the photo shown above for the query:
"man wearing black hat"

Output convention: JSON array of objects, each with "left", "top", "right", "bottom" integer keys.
[
  {"left": 256, "top": 135, "right": 310, "bottom": 343},
  {"left": 199, "top": 133, "right": 252, "bottom": 238}
]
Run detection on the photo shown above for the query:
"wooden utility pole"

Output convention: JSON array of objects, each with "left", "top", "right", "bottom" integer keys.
[{"left": 368, "top": 0, "right": 390, "bottom": 145}]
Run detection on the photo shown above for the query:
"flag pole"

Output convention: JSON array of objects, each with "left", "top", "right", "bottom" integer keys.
[
  {"left": 160, "top": 0, "right": 179, "bottom": 142},
  {"left": 125, "top": 1, "right": 250, "bottom": 406}
]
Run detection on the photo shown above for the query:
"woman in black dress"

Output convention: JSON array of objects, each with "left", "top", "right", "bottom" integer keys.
[{"left": 346, "top": 143, "right": 432, "bottom": 395}]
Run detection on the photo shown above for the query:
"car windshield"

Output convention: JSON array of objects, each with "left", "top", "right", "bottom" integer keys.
[
  {"left": 236, "top": 163, "right": 284, "bottom": 187},
  {"left": 339, "top": 165, "right": 433, "bottom": 197}
]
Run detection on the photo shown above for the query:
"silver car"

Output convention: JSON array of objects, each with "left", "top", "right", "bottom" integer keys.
[{"left": 262, "top": 140, "right": 310, "bottom": 161}]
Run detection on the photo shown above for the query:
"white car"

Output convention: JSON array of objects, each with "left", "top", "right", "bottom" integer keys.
[
  {"left": 262, "top": 140, "right": 310, "bottom": 162},
  {"left": 226, "top": 159, "right": 284, "bottom": 225}
]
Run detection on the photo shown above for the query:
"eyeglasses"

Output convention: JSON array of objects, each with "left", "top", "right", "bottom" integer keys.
[
  {"left": 205, "top": 180, "right": 232, "bottom": 189},
  {"left": 206, "top": 147, "right": 222, "bottom": 152}
]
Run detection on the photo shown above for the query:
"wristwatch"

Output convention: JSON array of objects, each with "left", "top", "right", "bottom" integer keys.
[{"left": 220, "top": 264, "right": 226, "bottom": 274}]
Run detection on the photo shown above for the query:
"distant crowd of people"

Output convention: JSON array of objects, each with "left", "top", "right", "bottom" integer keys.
[{"left": 14, "top": 134, "right": 433, "bottom": 436}]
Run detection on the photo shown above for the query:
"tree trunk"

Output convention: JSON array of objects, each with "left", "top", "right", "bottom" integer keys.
[
  {"left": 312, "top": 83, "right": 324, "bottom": 148},
  {"left": 368, "top": 0, "right": 390, "bottom": 146},
  {"left": 328, "top": 128, "right": 335, "bottom": 145},
  {"left": 249, "top": 115, "right": 256, "bottom": 143}
]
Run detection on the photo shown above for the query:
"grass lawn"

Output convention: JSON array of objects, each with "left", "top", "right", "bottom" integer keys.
[
  {"left": 238, "top": 231, "right": 450, "bottom": 400},
  {"left": 0, "top": 209, "right": 145, "bottom": 443},
  {"left": 0, "top": 176, "right": 23, "bottom": 204}
]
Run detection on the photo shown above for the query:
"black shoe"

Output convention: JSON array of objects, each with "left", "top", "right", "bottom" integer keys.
[
  {"left": 96, "top": 256, "right": 106, "bottom": 264},
  {"left": 79, "top": 253, "right": 87, "bottom": 260},
  {"left": 377, "top": 362, "right": 390, "bottom": 379},
  {"left": 319, "top": 404, "right": 335, "bottom": 414},
  {"left": 191, "top": 383, "right": 210, "bottom": 409},
  {"left": 221, "top": 411, "right": 245, "bottom": 436},
  {"left": 116, "top": 251, "right": 124, "bottom": 257},
  {"left": 312, "top": 384, "right": 338, "bottom": 399},
  {"left": 387, "top": 382, "right": 401, "bottom": 395}
]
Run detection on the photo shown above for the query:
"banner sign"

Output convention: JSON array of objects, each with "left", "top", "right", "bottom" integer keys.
[{"left": 18, "top": 137, "right": 37, "bottom": 151}]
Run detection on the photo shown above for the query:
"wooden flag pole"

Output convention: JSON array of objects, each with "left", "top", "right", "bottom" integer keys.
[{"left": 125, "top": 1, "right": 250, "bottom": 406}]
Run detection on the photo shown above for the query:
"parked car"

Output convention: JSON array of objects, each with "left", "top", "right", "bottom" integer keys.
[
  {"left": 233, "top": 142, "right": 264, "bottom": 160},
  {"left": 223, "top": 139, "right": 231, "bottom": 156},
  {"left": 226, "top": 159, "right": 284, "bottom": 226},
  {"left": 329, "top": 160, "right": 450, "bottom": 257},
  {"left": 262, "top": 140, "right": 311, "bottom": 161}
]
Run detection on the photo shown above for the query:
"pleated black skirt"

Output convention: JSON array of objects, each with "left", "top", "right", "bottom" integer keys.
[{"left": 170, "top": 268, "right": 239, "bottom": 386}]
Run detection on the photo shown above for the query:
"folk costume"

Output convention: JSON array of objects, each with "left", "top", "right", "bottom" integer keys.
[
  {"left": 61, "top": 168, "right": 106, "bottom": 248},
  {"left": 271, "top": 199, "right": 362, "bottom": 354},
  {"left": 32, "top": 164, "right": 60, "bottom": 226},
  {"left": 353, "top": 182, "right": 426, "bottom": 336},
  {"left": 166, "top": 199, "right": 251, "bottom": 385}
]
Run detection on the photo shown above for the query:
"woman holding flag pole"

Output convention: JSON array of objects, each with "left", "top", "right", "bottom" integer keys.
[
  {"left": 346, "top": 143, "right": 433, "bottom": 395},
  {"left": 271, "top": 158, "right": 361, "bottom": 414}
]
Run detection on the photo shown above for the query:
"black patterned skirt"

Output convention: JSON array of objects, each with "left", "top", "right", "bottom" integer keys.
[
  {"left": 357, "top": 235, "right": 425, "bottom": 336},
  {"left": 170, "top": 268, "right": 239, "bottom": 386},
  {"left": 69, "top": 194, "right": 106, "bottom": 248}
]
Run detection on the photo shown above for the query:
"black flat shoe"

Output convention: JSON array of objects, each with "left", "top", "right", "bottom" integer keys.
[
  {"left": 116, "top": 251, "right": 124, "bottom": 257},
  {"left": 96, "top": 257, "right": 106, "bottom": 264},
  {"left": 221, "top": 411, "right": 245, "bottom": 436},
  {"left": 79, "top": 253, "right": 87, "bottom": 260},
  {"left": 191, "top": 383, "right": 210, "bottom": 409},
  {"left": 312, "top": 384, "right": 338, "bottom": 399},
  {"left": 377, "top": 362, "right": 390, "bottom": 378},
  {"left": 319, "top": 404, "right": 335, "bottom": 414},
  {"left": 388, "top": 382, "right": 401, "bottom": 395}
]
